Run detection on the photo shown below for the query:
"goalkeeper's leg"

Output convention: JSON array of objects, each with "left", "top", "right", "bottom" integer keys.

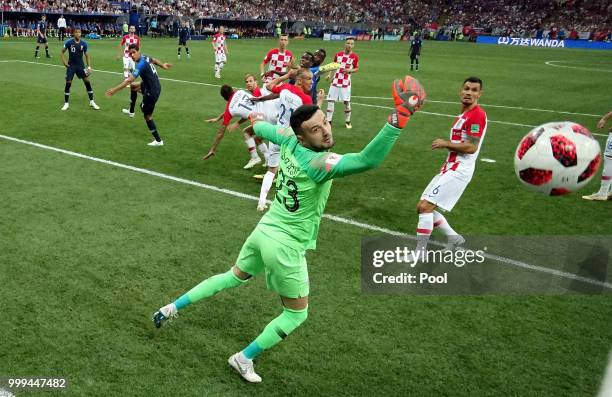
[{"left": 229, "top": 296, "right": 308, "bottom": 383}]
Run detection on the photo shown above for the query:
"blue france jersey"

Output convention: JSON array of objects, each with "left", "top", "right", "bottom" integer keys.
[
  {"left": 64, "top": 39, "right": 88, "bottom": 67},
  {"left": 37, "top": 21, "right": 47, "bottom": 36},
  {"left": 310, "top": 65, "right": 321, "bottom": 102},
  {"left": 132, "top": 55, "right": 161, "bottom": 96}
]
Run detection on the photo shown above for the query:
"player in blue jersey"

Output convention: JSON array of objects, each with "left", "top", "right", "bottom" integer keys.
[
  {"left": 106, "top": 44, "right": 172, "bottom": 146},
  {"left": 59, "top": 28, "right": 100, "bottom": 111},
  {"left": 34, "top": 15, "right": 51, "bottom": 59},
  {"left": 177, "top": 21, "right": 191, "bottom": 60}
]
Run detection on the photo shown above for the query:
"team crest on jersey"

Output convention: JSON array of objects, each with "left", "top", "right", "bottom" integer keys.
[{"left": 471, "top": 124, "right": 480, "bottom": 134}]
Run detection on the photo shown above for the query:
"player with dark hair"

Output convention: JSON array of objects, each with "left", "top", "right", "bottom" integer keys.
[
  {"left": 60, "top": 28, "right": 100, "bottom": 111},
  {"left": 152, "top": 76, "right": 425, "bottom": 383},
  {"left": 106, "top": 44, "right": 172, "bottom": 146},
  {"left": 409, "top": 33, "right": 422, "bottom": 71},
  {"left": 202, "top": 76, "right": 276, "bottom": 164},
  {"left": 34, "top": 15, "right": 51, "bottom": 59},
  {"left": 412, "top": 76, "right": 487, "bottom": 256},
  {"left": 177, "top": 21, "right": 191, "bottom": 60}
]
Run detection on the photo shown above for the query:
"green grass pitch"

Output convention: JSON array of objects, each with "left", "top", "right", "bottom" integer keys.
[{"left": 1, "top": 36, "right": 611, "bottom": 396}]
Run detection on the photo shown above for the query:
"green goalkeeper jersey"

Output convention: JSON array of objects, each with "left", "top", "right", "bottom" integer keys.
[{"left": 253, "top": 121, "right": 402, "bottom": 252}]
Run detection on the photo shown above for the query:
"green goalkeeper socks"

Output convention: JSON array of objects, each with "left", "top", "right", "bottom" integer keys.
[
  {"left": 242, "top": 306, "right": 308, "bottom": 359},
  {"left": 174, "top": 269, "right": 246, "bottom": 310}
]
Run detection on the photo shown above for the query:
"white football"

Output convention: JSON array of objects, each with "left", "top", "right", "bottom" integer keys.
[{"left": 514, "top": 121, "right": 601, "bottom": 195}]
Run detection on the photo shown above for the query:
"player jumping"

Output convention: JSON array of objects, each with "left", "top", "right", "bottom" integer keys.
[
  {"left": 60, "top": 28, "right": 100, "bottom": 111},
  {"left": 582, "top": 109, "right": 612, "bottom": 201},
  {"left": 178, "top": 21, "right": 191, "bottom": 60},
  {"left": 412, "top": 77, "right": 487, "bottom": 256},
  {"left": 152, "top": 75, "right": 425, "bottom": 383},
  {"left": 326, "top": 37, "right": 359, "bottom": 129},
  {"left": 106, "top": 44, "right": 172, "bottom": 146},
  {"left": 34, "top": 15, "right": 51, "bottom": 59},
  {"left": 202, "top": 74, "right": 275, "bottom": 165},
  {"left": 251, "top": 68, "right": 324, "bottom": 211},
  {"left": 212, "top": 26, "right": 227, "bottom": 79}
]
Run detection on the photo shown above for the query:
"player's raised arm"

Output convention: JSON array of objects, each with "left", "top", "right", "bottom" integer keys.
[
  {"left": 246, "top": 115, "right": 295, "bottom": 146},
  {"left": 305, "top": 76, "right": 425, "bottom": 183},
  {"left": 152, "top": 58, "right": 172, "bottom": 70}
]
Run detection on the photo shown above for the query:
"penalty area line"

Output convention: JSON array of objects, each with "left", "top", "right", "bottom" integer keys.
[
  {"left": 352, "top": 102, "right": 609, "bottom": 137},
  {"left": 1, "top": 132, "right": 611, "bottom": 291}
]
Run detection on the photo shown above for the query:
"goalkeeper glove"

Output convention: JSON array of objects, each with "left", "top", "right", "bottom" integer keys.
[{"left": 388, "top": 76, "right": 425, "bottom": 129}]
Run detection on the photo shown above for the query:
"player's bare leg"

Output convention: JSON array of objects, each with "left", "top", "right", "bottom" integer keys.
[{"left": 344, "top": 100, "right": 352, "bottom": 129}]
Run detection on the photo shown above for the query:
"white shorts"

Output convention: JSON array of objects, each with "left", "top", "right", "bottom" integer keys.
[
  {"left": 123, "top": 56, "right": 135, "bottom": 71},
  {"left": 327, "top": 85, "right": 351, "bottom": 102},
  {"left": 267, "top": 143, "right": 280, "bottom": 167},
  {"left": 605, "top": 132, "right": 612, "bottom": 158},
  {"left": 256, "top": 99, "right": 279, "bottom": 124},
  {"left": 420, "top": 172, "right": 470, "bottom": 212},
  {"left": 215, "top": 53, "right": 227, "bottom": 63}
]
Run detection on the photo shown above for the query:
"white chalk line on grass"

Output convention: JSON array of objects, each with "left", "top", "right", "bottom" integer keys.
[
  {"left": 1, "top": 132, "right": 611, "bottom": 291},
  {"left": 352, "top": 95, "right": 603, "bottom": 118},
  {"left": 599, "top": 350, "right": 612, "bottom": 397},
  {"left": 545, "top": 60, "right": 612, "bottom": 74},
  {"left": 351, "top": 101, "right": 609, "bottom": 137},
  {"left": 1, "top": 59, "right": 606, "bottom": 125}
]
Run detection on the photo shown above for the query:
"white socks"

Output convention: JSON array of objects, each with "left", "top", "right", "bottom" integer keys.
[
  {"left": 326, "top": 101, "right": 335, "bottom": 121},
  {"left": 415, "top": 213, "right": 433, "bottom": 252},
  {"left": 258, "top": 171, "right": 276, "bottom": 207}
]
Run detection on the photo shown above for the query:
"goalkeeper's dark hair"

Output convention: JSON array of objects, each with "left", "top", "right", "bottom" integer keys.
[
  {"left": 290, "top": 105, "right": 320, "bottom": 135},
  {"left": 220, "top": 85, "right": 234, "bottom": 101},
  {"left": 127, "top": 43, "right": 140, "bottom": 51},
  {"left": 463, "top": 76, "right": 483, "bottom": 89}
]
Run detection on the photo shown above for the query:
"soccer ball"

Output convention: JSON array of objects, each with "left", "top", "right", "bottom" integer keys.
[{"left": 514, "top": 121, "right": 601, "bottom": 196}]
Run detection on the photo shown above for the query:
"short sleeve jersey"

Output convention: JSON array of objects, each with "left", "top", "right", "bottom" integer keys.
[
  {"left": 440, "top": 104, "right": 488, "bottom": 180},
  {"left": 331, "top": 52, "right": 359, "bottom": 88},
  {"left": 64, "top": 38, "right": 88, "bottom": 67}
]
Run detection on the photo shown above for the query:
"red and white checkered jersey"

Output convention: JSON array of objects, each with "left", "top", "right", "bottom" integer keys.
[
  {"left": 440, "top": 104, "right": 488, "bottom": 180},
  {"left": 331, "top": 51, "right": 359, "bottom": 88},
  {"left": 120, "top": 34, "right": 140, "bottom": 57},
  {"left": 263, "top": 49, "right": 293, "bottom": 76},
  {"left": 271, "top": 83, "right": 313, "bottom": 127},
  {"left": 213, "top": 33, "right": 226, "bottom": 54}
]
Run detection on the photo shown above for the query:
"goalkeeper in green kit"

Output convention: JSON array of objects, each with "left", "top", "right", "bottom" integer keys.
[{"left": 152, "top": 76, "right": 425, "bottom": 383}]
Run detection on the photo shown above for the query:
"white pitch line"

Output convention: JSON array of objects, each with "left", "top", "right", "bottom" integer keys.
[
  {"left": 352, "top": 95, "right": 603, "bottom": 118},
  {"left": 599, "top": 350, "right": 612, "bottom": 397},
  {"left": 545, "top": 60, "right": 612, "bottom": 74},
  {"left": 352, "top": 101, "right": 609, "bottom": 137},
  {"left": 2, "top": 59, "right": 605, "bottom": 119},
  {"left": 1, "top": 133, "right": 611, "bottom": 291}
]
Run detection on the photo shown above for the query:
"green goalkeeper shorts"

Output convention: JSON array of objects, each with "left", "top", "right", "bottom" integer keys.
[{"left": 236, "top": 228, "right": 309, "bottom": 298}]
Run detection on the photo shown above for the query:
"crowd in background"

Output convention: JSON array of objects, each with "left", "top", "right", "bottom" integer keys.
[{"left": 2, "top": 0, "right": 609, "bottom": 40}]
